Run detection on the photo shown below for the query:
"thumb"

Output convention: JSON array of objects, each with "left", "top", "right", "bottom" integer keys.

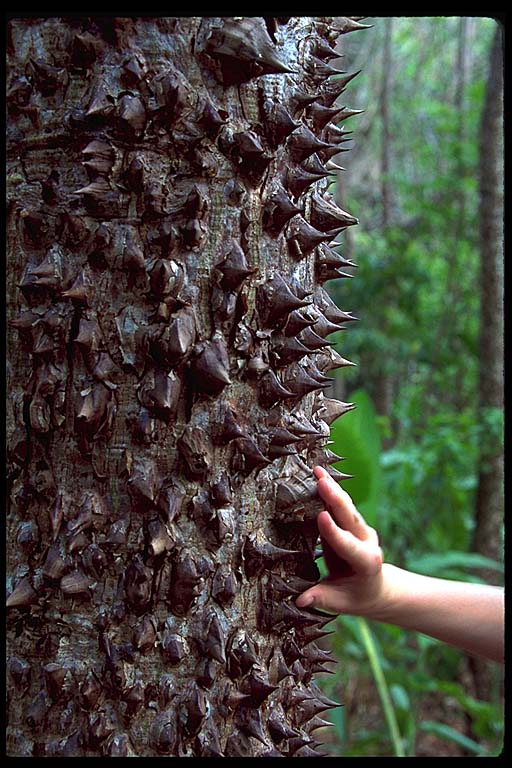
[
  {"left": 295, "top": 581, "right": 351, "bottom": 616},
  {"left": 295, "top": 590, "right": 316, "bottom": 609}
]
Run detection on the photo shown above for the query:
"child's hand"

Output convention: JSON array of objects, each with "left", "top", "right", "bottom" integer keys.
[
  {"left": 296, "top": 466, "right": 504, "bottom": 663},
  {"left": 296, "top": 465, "right": 386, "bottom": 617}
]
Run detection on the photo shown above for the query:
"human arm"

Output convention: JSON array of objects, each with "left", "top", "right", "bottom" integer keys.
[{"left": 296, "top": 466, "right": 504, "bottom": 664}]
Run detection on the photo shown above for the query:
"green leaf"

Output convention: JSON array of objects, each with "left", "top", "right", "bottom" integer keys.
[
  {"left": 328, "top": 703, "right": 346, "bottom": 752},
  {"left": 357, "top": 618, "right": 406, "bottom": 756},
  {"left": 435, "top": 680, "right": 498, "bottom": 721},
  {"left": 406, "top": 550, "right": 504, "bottom": 577},
  {"left": 419, "top": 721, "right": 487, "bottom": 755},
  {"left": 329, "top": 388, "right": 383, "bottom": 528},
  {"left": 389, "top": 684, "right": 410, "bottom": 712}
]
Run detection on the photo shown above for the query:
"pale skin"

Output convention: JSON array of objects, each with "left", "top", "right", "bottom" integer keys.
[{"left": 296, "top": 466, "right": 504, "bottom": 664}]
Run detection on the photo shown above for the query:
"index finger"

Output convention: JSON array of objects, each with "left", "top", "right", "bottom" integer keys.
[{"left": 314, "top": 467, "right": 370, "bottom": 541}]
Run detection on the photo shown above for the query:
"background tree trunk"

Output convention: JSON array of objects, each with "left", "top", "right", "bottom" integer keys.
[
  {"left": 380, "top": 17, "right": 393, "bottom": 229},
  {"left": 372, "top": 17, "right": 394, "bottom": 438},
  {"left": 435, "top": 17, "right": 470, "bottom": 411},
  {"left": 473, "top": 24, "right": 504, "bottom": 582},
  {"left": 6, "top": 16, "right": 363, "bottom": 757},
  {"left": 454, "top": 16, "right": 469, "bottom": 231},
  {"left": 467, "top": 24, "right": 504, "bottom": 705}
]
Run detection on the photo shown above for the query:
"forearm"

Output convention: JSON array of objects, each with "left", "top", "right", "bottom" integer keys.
[{"left": 368, "top": 565, "right": 504, "bottom": 663}]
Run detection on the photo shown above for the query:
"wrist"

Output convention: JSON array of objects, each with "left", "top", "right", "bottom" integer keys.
[{"left": 364, "top": 563, "right": 406, "bottom": 623}]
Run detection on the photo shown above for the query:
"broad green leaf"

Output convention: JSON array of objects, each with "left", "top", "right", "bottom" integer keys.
[
  {"left": 419, "top": 721, "right": 487, "bottom": 755},
  {"left": 406, "top": 550, "right": 504, "bottom": 576},
  {"left": 329, "top": 388, "right": 383, "bottom": 528},
  {"left": 435, "top": 680, "right": 498, "bottom": 720},
  {"left": 328, "top": 703, "right": 346, "bottom": 752}
]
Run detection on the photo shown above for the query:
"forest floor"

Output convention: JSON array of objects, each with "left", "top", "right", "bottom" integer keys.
[{"left": 321, "top": 674, "right": 478, "bottom": 757}]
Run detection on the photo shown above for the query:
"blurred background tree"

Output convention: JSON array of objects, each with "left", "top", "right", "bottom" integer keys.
[{"left": 319, "top": 16, "right": 504, "bottom": 757}]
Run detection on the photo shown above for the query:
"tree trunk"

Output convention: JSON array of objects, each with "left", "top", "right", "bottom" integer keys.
[
  {"left": 6, "top": 16, "right": 364, "bottom": 757},
  {"left": 467, "top": 24, "right": 504, "bottom": 706},
  {"left": 454, "top": 16, "right": 469, "bottom": 235},
  {"left": 380, "top": 17, "right": 393, "bottom": 228},
  {"left": 373, "top": 17, "right": 394, "bottom": 440},
  {"left": 473, "top": 24, "right": 504, "bottom": 580},
  {"left": 436, "top": 18, "right": 470, "bottom": 410}
]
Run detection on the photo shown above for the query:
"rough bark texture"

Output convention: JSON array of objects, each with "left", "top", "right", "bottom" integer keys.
[
  {"left": 6, "top": 16, "right": 364, "bottom": 757},
  {"left": 468, "top": 24, "right": 504, "bottom": 706},
  {"left": 473, "top": 24, "right": 504, "bottom": 578}
]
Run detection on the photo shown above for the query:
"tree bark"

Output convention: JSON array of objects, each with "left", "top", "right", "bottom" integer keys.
[
  {"left": 453, "top": 17, "right": 469, "bottom": 246},
  {"left": 468, "top": 23, "right": 504, "bottom": 707},
  {"left": 436, "top": 17, "right": 470, "bottom": 409},
  {"left": 373, "top": 17, "right": 394, "bottom": 438},
  {"left": 6, "top": 15, "right": 363, "bottom": 757},
  {"left": 380, "top": 17, "right": 393, "bottom": 228},
  {"left": 473, "top": 24, "right": 504, "bottom": 585}
]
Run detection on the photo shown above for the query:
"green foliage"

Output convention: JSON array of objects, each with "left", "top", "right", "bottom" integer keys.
[
  {"left": 406, "top": 550, "right": 504, "bottom": 582},
  {"left": 332, "top": 18, "right": 496, "bottom": 423},
  {"left": 317, "top": 392, "right": 503, "bottom": 755},
  {"left": 380, "top": 409, "right": 482, "bottom": 557},
  {"left": 329, "top": 388, "right": 383, "bottom": 528},
  {"left": 418, "top": 722, "right": 487, "bottom": 755}
]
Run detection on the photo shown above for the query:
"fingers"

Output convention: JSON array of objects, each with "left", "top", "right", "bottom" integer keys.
[
  {"left": 314, "top": 468, "right": 370, "bottom": 541},
  {"left": 302, "top": 468, "right": 383, "bottom": 615},
  {"left": 317, "top": 510, "right": 383, "bottom": 576}
]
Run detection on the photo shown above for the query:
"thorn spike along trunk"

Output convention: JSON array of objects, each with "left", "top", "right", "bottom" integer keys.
[{"left": 6, "top": 14, "right": 363, "bottom": 757}]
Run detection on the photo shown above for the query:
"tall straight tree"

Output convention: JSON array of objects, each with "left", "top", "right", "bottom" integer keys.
[
  {"left": 372, "top": 16, "right": 394, "bottom": 428},
  {"left": 473, "top": 24, "right": 504, "bottom": 584},
  {"left": 453, "top": 16, "right": 469, "bottom": 240},
  {"left": 437, "top": 17, "right": 471, "bottom": 408},
  {"left": 467, "top": 22, "right": 504, "bottom": 709},
  {"left": 380, "top": 17, "right": 393, "bottom": 228},
  {"left": 6, "top": 16, "right": 365, "bottom": 757}
]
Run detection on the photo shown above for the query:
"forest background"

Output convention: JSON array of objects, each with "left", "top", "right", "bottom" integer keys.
[{"left": 317, "top": 16, "right": 504, "bottom": 757}]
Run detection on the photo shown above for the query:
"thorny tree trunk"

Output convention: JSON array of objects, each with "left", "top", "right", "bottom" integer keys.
[{"left": 6, "top": 15, "right": 366, "bottom": 758}]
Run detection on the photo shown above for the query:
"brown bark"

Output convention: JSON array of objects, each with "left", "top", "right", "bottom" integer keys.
[
  {"left": 473, "top": 24, "right": 504, "bottom": 582},
  {"left": 6, "top": 16, "right": 363, "bottom": 757},
  {"left": 436, "top": 18, "right": 470, "bottom": 403},
  {"left": 468, "top": 23, "right": 504, "bottom": 706},
  {"left": 380, "top": 17, "right": 393, "bottom": 228},
  {"left": 373, "top": 17, "right": 394, "bottom": 437},
  {"left": 453, "top": 17, "right": 469, "bottom": 245}
]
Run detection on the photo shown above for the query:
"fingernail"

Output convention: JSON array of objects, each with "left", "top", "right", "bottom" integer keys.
[{"left": 296, "top": 593, "right": 314, "bottom": 608}]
